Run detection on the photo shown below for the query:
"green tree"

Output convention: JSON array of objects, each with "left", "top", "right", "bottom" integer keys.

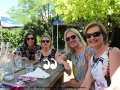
[
  {"left": 5, "top": 0, "right": 57, "bottom": 49},
  {"left": 7, "top": 0, "right": 55, "bottom": 24},
  {"left": 51, "top": 0, "right": 120, "bottom": 44}
]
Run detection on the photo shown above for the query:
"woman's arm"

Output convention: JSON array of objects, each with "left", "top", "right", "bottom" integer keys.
[
  {"left": 79, "top": 60, "right": 94, "bottom": 90},
  {"left": 54, "top": 51, "right": 60, "bottom": 60},
  {"left": 56, "top": 54, "right": 71, "bottom": 75},
  {"left": 108, "top": 47, "right": 120, "bottom": 90}
]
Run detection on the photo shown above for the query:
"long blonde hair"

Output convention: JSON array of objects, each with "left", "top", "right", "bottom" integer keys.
[{"left": 64, "top": 28, "right": 86, "bottom": 53}]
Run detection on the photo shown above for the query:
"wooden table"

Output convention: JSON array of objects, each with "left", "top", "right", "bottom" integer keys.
[{"left": 4, "top": 60, "right": 64, "bottom": 90}]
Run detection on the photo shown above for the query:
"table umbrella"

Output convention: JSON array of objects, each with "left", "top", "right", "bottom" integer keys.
[{"left": 0, "top": 16, "right": 23, "bottom": 41}]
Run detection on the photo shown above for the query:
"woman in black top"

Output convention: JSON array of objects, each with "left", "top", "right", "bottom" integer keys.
[
  {"left": 14, "top": 32, "right": 41, "bottom": 60},
  {"left": 37, "top": 34, "right": 59, "bottom": 62}
]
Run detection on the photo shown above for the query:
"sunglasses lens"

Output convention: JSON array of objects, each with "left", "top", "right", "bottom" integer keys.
[
  {"left": 71, "top": 35, "right": 76, "bottom": 39},
  {"left": 42, "top": 40, "right": 45, "bottom": 43},
  {"left": 42, "top": 40, "right": 50, "bottom": 43},
  {"left": 85, "top": 34, "right": 91, "bottom": 39},
  {"left": 66, "top": 35, "right": 76, "bottom": 41},
  {"left": 93, "top": 32, "right": 101, "bottom": 37},
  {"left": 66, "top": 37, "right": 70, "bottom": 41},
  {"left": 27, "top": 37, "right": 34, "bottom": 40},
  {"left": 46, "top": 40, "right": 50, "bottom": 43},
  {"left": 31, "top": 38, "right": 34, "bottom": 40},
  {"left": 85, "top": 32, "right": 101, "bottom": 39},
  {"left": 27, "top": 38, "right": 30, "bottom": 40}
]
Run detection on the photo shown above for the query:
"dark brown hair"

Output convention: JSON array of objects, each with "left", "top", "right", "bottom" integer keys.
[{"left": 24, "top": 32, "right": 37, "bottom": 47}]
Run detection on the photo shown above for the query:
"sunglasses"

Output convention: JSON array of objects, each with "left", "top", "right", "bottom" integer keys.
[
  {"left": 27, "top": 37, "right": 35, "bottom": 40},
  {"left": 66, "top": 35, "right": 76, "bottom": 41},
  {"left": 85, "top": 31, "right": 102, "bottom": 39},
  {"left": 41, "top": 40, "right": 50, "bottom": 43}
]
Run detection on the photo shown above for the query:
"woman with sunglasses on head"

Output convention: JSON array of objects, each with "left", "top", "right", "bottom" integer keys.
[
  {"left": 36, "top": 34, "right": 60, "bottom": 62},
  {"left": 56, "top": 28, "right": 94, "bottom": 89},
  {"left": 78, "top": 22, "right": 120, "bottom": 90},
  {"left": 14, "top": 32, "right": 41, "bottom": 60}
]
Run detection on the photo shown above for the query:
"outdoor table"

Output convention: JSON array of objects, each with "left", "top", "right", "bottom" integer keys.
[{"left": 3, "top": 60, "right": 64, "bottom": 90}]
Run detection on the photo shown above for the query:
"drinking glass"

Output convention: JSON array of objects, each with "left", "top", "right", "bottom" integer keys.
[
  {"left": 16, "top": 51, "right": 22, "bottom": 57},
  {"left": 0, "top": 59, "right": 5, "bottom": 89},
  {"left": 25, "top": 63, "right": 33, "bottom": 73},
  {"left": 15, "top": 57, "right": 22, "bottom": 68},
  {"left": 36, "top": 50, "right": 41, "bottom": 67},
  {"left": 15, "top": 51, "right": 22, "bottom": 68}
]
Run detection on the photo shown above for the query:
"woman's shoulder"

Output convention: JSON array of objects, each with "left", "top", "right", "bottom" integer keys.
[
  {"left": 51, "top": 49, "right": 57, "bottom": 54},
  {"left": 109, "top": 47, "right": 120, "bottom": 55}
]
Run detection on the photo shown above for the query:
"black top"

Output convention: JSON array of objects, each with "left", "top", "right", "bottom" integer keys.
[
  {"left": 40, "top": 49, "right": 57, "bottom": 62},
  {"left": 14, "top": 44, "right": 41, "bottom": 60}
]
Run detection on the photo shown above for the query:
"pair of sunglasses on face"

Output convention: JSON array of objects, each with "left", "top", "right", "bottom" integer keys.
[
  {"left": 85, "top": 31, "right": 102, "bottom": 39},
  {"left": 66, "top": 35, "right": 76, "bottom": 41},
  {"left": 66, "top": 31, "right": 102, "bottom": 41},
  {"left": 41, "top": 40, "right": 50, "bottom": 43},
  {"left": 27, "top": 37, "right": 35, "bottom": 40}
]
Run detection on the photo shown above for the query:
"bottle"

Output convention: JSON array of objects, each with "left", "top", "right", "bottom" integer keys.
[{"left": 3, "top": 43, "right": 14, "bottom": 80}]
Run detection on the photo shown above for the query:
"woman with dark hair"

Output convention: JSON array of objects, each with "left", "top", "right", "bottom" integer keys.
[{"left": 14, "top": 32, "right": 41, "bottom": 60}]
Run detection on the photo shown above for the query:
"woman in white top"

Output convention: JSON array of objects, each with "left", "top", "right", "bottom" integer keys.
[{"left": 79, "top": 22, "right": 120, "bottom": 90}]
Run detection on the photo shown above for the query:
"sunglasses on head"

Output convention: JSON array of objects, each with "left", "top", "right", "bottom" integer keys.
[
  {"left": 85, "top": 31, "right": 102, "bottom": 39},
  {"left": 41, "top": 40, "right": 50, "bottom": 43},
  {"left": 27, "top": 37, "right": 35, "bottom": 40},
  {"left": 66, "top": 35, "right": 76, "bottom": 41}
]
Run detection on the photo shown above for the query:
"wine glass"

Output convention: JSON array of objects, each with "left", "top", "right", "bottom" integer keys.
[
  {"left": 36, "top": 50, "right": 41, "bottom": 67},
  {"left": 16, "top": 51, "right": 22, "bottom": 57},
  {"left": 0, "top": 58, "right": 5, "bottom": 90},
  {"left": 36, "top": 50, "right": 41, "bottom": 60}
]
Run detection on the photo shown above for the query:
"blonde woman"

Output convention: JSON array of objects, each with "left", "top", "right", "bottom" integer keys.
[
  {"left": 56, "top": 28, "right": 94, "bottom": 89},
  {"left": 36, "top": 34, "right": 60, "bottom": 61},
  {"left": 79, "top": 22, "right": 120, "bottom": 90}
]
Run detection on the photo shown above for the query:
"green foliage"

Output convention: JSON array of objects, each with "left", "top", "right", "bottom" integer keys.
[
  {"left": 51, "top": 0, "right": 120, "bottom": 24},
  {"left": 0, "top": 28, "right": 24, "bottom": 49},
  {"left": 51, "top": 0, "right": 120, "bottom": 45},
  {"left": 5, "top": 0, "right": 56, "bottom": 49},
  {"left": 23, "top": 19, "right": 52, "bottom": 37}
]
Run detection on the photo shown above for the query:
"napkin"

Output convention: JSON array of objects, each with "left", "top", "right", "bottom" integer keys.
[{"left": 22, "top": 67, "right": 50, "bottom": 79}]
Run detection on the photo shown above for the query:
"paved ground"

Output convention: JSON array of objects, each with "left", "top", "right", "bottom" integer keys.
[{"left": 64, "top": 60, "right": 74, "bottom": 82}]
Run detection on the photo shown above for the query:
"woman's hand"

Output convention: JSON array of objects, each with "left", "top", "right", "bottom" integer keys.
[
  {"left": 63, "top": 61, "right": 71, "bottom": 75},
  {"left": 65, "top": 79, "right": 83, "bottom": 88},
  {"left": 22, "top": 57, "right": 29, "bottom": 60}
]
